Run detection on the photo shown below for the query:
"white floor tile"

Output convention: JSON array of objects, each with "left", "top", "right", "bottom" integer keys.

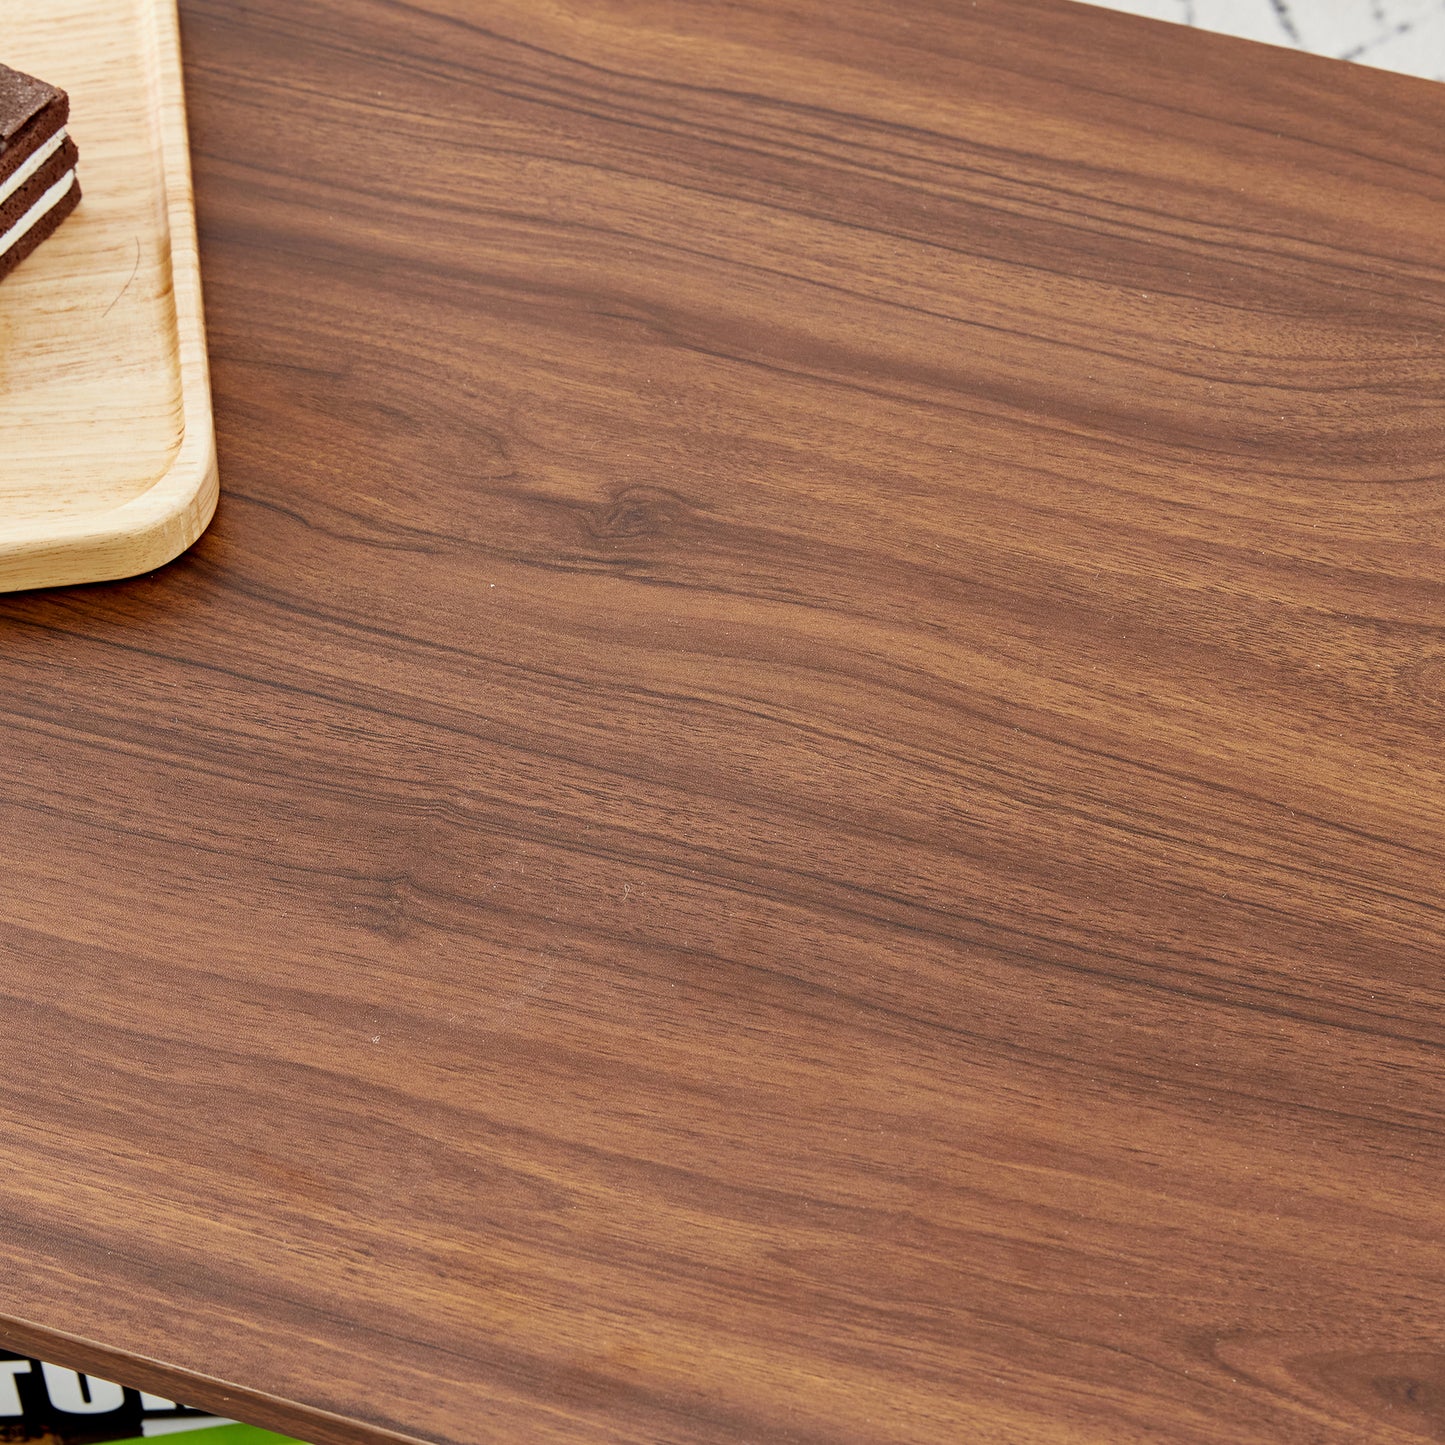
[{"left": 1076, "top": 0, "right": 1445, "bottom": 77}]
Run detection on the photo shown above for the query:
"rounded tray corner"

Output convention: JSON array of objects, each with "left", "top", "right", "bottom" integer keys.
[
  {"left": 0, "top": 421, "right": 218, "bottom": 593},
  {"left": 0, "top": 0, "right": 217, "bottom": 597}
]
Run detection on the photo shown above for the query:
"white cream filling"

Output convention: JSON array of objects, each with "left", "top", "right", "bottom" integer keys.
[
  {"left": 0, "top": 168, "right": 76, "bottom": 259},
  {"left": 0, "top": 127, "right": 68, "bottom": 209}
]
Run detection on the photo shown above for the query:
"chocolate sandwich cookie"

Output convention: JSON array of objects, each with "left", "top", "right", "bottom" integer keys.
[{"left": 0, "top": 61, "right": 80, "bottom": 283}]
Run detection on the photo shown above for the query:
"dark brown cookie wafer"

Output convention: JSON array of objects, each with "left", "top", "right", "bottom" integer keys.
[{"left": 0, "top": 61, "right": 79, "bottom": 282}]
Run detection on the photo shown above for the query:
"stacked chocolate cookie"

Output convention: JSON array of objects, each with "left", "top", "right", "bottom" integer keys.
[{"left": 0, "top": 61, "right": 80, "bottom": 283}]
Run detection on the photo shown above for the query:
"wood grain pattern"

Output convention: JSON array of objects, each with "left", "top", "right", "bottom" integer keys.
[
  {"left": 0, "top": 0, "right": 216, "bottom": 592},
  {"left": 1, "top": 1, "right": 1443, "bottom": 1441}
]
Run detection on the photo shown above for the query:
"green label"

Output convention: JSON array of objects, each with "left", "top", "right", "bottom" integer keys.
[{"left": 0, "top": 1354, "right": 305, "bottom": 1445}]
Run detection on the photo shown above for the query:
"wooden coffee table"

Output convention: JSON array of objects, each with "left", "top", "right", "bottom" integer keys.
[{"left": 1, "top": 1, "right": 1441, "bottom": 1441}]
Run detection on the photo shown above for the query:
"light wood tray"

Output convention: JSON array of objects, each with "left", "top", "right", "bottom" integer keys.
[{"left": 0, "top": 0, "right": 215, "bottom": 592}]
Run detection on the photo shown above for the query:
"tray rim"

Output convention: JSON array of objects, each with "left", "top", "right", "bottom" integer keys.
[{"left": 0, "top": 0, "right": 217, "bottom": 593}]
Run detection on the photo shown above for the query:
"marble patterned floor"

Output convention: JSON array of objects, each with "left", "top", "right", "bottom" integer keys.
[{"left": 1077, "top": 0, "right": 1445, "bottom": 80}]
